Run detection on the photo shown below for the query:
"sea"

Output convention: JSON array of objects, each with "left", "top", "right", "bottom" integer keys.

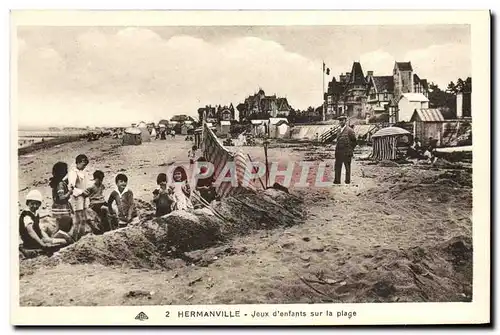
[{"left": 18, "top": 129, "right": 87, "bottom": 148}]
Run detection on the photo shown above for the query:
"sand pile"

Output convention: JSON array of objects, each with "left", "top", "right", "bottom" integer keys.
[
  {"left": 283, "top": 235, "right": 472, "bottom": 303},
  {"left": 364, "top": 167, "right": 472, "bottom": 207},
  {"left": 20, "top": 187, "right": 305, "bottom": 272},
  {"left": 158, "top": 211, "right": 221, "bottom": 252},
  {"left": 162, "top": 187, "right": 306, "bottom": 251},
  {"left": 421, "top": 170, "right": 472, "bottom": 188}
]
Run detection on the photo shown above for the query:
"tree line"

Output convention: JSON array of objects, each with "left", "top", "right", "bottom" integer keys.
[
  {"left": 428, "top": 77, "right": 471, "bottom": 113},
  {"left": 445, "top": 77, "right": 472, "bottom": 94}
]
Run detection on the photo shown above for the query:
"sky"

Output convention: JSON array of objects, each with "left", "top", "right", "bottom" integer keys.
[{"left": 16, "top": 25, "right": 471, "bottom": 128}]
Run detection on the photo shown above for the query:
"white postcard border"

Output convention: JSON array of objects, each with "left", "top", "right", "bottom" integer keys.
[{"left": 10, "top": 10, "right": 490, "bottom": 326}]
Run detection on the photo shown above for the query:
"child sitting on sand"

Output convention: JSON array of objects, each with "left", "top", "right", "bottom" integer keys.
[
  {"left": 82, "top": 170, "right": 111, "bottom": 233},
  {"left": 169, "top": 166, "right": 193, "bottom": 211},
  {"left": 193, "top": 157, "right": 217, "bottom": 207},
  {"left": 19, "top": 190, "right": 71, "bottom": 256},
  {"left": 153, "top": 173, "right": 174, "bottom": 217},
  {"left": 48, "top": 162, "right": 75, "bottom": 244},
  {"left": 107, "top": 173, "right": 138, "bottom": 228}
]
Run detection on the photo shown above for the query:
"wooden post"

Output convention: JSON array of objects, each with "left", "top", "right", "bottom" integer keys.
[{"left": 263, "top": 139, "right": 269, "bottom": 188}]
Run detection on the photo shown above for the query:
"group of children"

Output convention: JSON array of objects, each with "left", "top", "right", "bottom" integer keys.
[
  {"left": 19, "top": 152, "right": 218, "bottom": 256},
  {"left": 407, "top": 136, "right": 439, "bottom": 163},
  {"left": 152, "top": 156, "right": 218, "bottom": 217}
]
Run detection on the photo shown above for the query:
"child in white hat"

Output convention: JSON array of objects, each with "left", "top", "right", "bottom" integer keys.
[{"left": 19, "top": 190, "right": 69, "bottom": 254}]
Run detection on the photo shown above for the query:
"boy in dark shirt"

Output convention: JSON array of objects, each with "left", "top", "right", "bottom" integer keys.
[
  {"left": 107, "top": 173, "right": 138, "bottom": 228},
  {"left": 83, "top": 170, "right": 111, "bottom": 233},
  {"left": 153, "top": 173, "right": 174, "bottom": 217}
]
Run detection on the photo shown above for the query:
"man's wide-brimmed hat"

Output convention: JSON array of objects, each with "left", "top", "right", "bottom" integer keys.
[{"left": 338, "top": 115, "right": 347, "bottom": 120}]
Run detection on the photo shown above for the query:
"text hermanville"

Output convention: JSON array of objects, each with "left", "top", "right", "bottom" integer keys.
[{"left": 178, "top": 310, "right": 241, "bottom": 318}]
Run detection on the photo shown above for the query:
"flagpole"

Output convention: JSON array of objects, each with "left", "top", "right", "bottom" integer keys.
[{"left": 322, "top": 61, "right": 326, "bottom": 122}]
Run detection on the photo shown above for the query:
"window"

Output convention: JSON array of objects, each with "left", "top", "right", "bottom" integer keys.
[
  {"left": 327, "top": 96, "right": 333, "bottom": 104},
  {"left": 222, "top": 111, "right": 231, "bottom": 120},
  {"left": 370, "top": 93, "right": 376, "bottom": 100},
  {"left": 384, "top": 93, "right": 388, "bottom": 100}
]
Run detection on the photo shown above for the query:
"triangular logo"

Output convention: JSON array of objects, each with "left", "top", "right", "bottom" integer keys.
[{"left": 135, "top": 311, "right": 149, "bottom": 321}]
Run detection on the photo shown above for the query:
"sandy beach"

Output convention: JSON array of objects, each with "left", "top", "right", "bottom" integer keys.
[{"left": 18, "top": 136, "right": 472, "bottom": 306}]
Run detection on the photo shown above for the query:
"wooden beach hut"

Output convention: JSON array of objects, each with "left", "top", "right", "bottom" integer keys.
[
  {"left": 268, "top": 118, "right": 290, "bottom": 139},
  {"left": 410, "top": 109, "right": 446, "bottom": 147},
  {"left": 370, "top": 126, "right": 411, "bottom": 161},
  {"left": 218, "top": 120, "right": 231, "bottom": 137}
]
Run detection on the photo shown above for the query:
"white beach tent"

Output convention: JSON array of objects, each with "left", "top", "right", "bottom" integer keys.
[
  {"left": 150, "top": 127, "right": 157, "bottom": 139},
  {"left": 136, "top": 121, "right": 151, "bottom": 142}
]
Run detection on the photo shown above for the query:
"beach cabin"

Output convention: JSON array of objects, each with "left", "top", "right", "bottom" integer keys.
[
  {"left": 397, "top": 93, "right": 429, "bottom": 122},
  {"left": 194, "top": 127, "right": 203, "bottom": 147},
  {"left": 122, "top": 127, "right": 142, "bottom": 146},
  {"left": 218, "top": 121, "right": 231, "bottom": 137},
  {"left": 251, "top": 120, "right": 268, "bottom": 137},
  {"left": 370, "top": 126, "right": 411, "bottom": 161},
  {"left": 410, "top": 109, "right": 446, "bottom": 147},
  {"left": 268, "top": 118, "right": 290, "bottom": 139},
  {"left": 181, "top": 123, "right": 193, "bottom": 135}
]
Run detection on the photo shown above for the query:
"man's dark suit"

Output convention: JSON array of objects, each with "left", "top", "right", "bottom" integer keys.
[{"left": 334, "top": 126, "right": 357, "bottom": 184}]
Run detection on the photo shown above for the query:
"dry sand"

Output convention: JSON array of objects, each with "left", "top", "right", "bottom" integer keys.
[{"left": 17, "top": 137, "right": 472, "bottom": 305}]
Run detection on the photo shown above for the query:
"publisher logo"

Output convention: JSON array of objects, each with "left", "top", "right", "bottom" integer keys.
[{"left": 135, "top": 311, "right": 149, "bottom": 321}]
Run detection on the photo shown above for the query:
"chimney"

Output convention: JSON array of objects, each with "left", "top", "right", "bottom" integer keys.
[
  {"left": 456, "top": 92, "right": 463, "bottom": 118},
  {"left": 367, "top": 71, "right": 373, "bottom": 76},
  {"left": 346, "top": 72, "right": 351, "bottom": 81}
]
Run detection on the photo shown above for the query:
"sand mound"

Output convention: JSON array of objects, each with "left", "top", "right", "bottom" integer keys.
[
  {"left": 281, "top": 235, "right": 472, "bottom": 303},
  {"left": 421, "top": 170, "right": 472, "bottom": 188},
  {"left": 159, "top": 211, "right": 221, "bottom": 251},
  {"left": 20, "top": 188, "right": 305, "bottom": 273}
]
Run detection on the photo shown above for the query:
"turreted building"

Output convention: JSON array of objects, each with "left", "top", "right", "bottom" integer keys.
[{"left": 324, "top": 61, "right": 429, "bottom": 121}]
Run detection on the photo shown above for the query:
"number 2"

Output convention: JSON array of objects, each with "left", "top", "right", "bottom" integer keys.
[{"left": 165, "top": 311, "right": 170, "bottom": 318}]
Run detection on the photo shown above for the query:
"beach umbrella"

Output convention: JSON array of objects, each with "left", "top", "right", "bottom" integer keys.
[{"left": 371, "top": 126, "right": 410, "bottom": 138}]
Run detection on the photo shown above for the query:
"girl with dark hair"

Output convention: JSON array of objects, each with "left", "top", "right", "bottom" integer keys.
[
  {"left": 169, "top": 166, "right": 193, "bottom": 211},
  {"left": 48, "top": 162, "right": 75, "bottom": 244}
]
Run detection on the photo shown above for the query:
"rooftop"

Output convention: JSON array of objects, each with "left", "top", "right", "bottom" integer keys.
[
  {"left": 401, "top": 93, "right": 429, "bottom": 102},
  {"left": 411, "top": 108, "right": 445, "bottom": 122},
  {"left": 372, "top": 76, "right": 394, "bottom": 93},
  {"left": 396, "top": 61, "right": 413, "bottom": 71}
]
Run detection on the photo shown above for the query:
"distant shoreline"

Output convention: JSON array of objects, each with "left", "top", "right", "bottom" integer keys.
[{"left": 18, "top": 135, "right": 85, "bottom": 156}]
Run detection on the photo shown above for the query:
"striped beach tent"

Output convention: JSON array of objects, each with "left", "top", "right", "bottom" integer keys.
[
  {"left": 201, "top": 123, "right": 255, "bottom": 198},
  {"left": 370, "top": 126, "right": 411, "bottom": 161}
]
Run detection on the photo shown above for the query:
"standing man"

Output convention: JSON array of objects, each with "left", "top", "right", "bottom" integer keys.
[{"left": 334, "top": 116, "right": 357, "bottom": 185}]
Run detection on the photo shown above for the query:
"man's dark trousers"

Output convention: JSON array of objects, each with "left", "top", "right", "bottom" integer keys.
[{"left": 334, "top": 155, "right": 352, "bottom": 184}]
